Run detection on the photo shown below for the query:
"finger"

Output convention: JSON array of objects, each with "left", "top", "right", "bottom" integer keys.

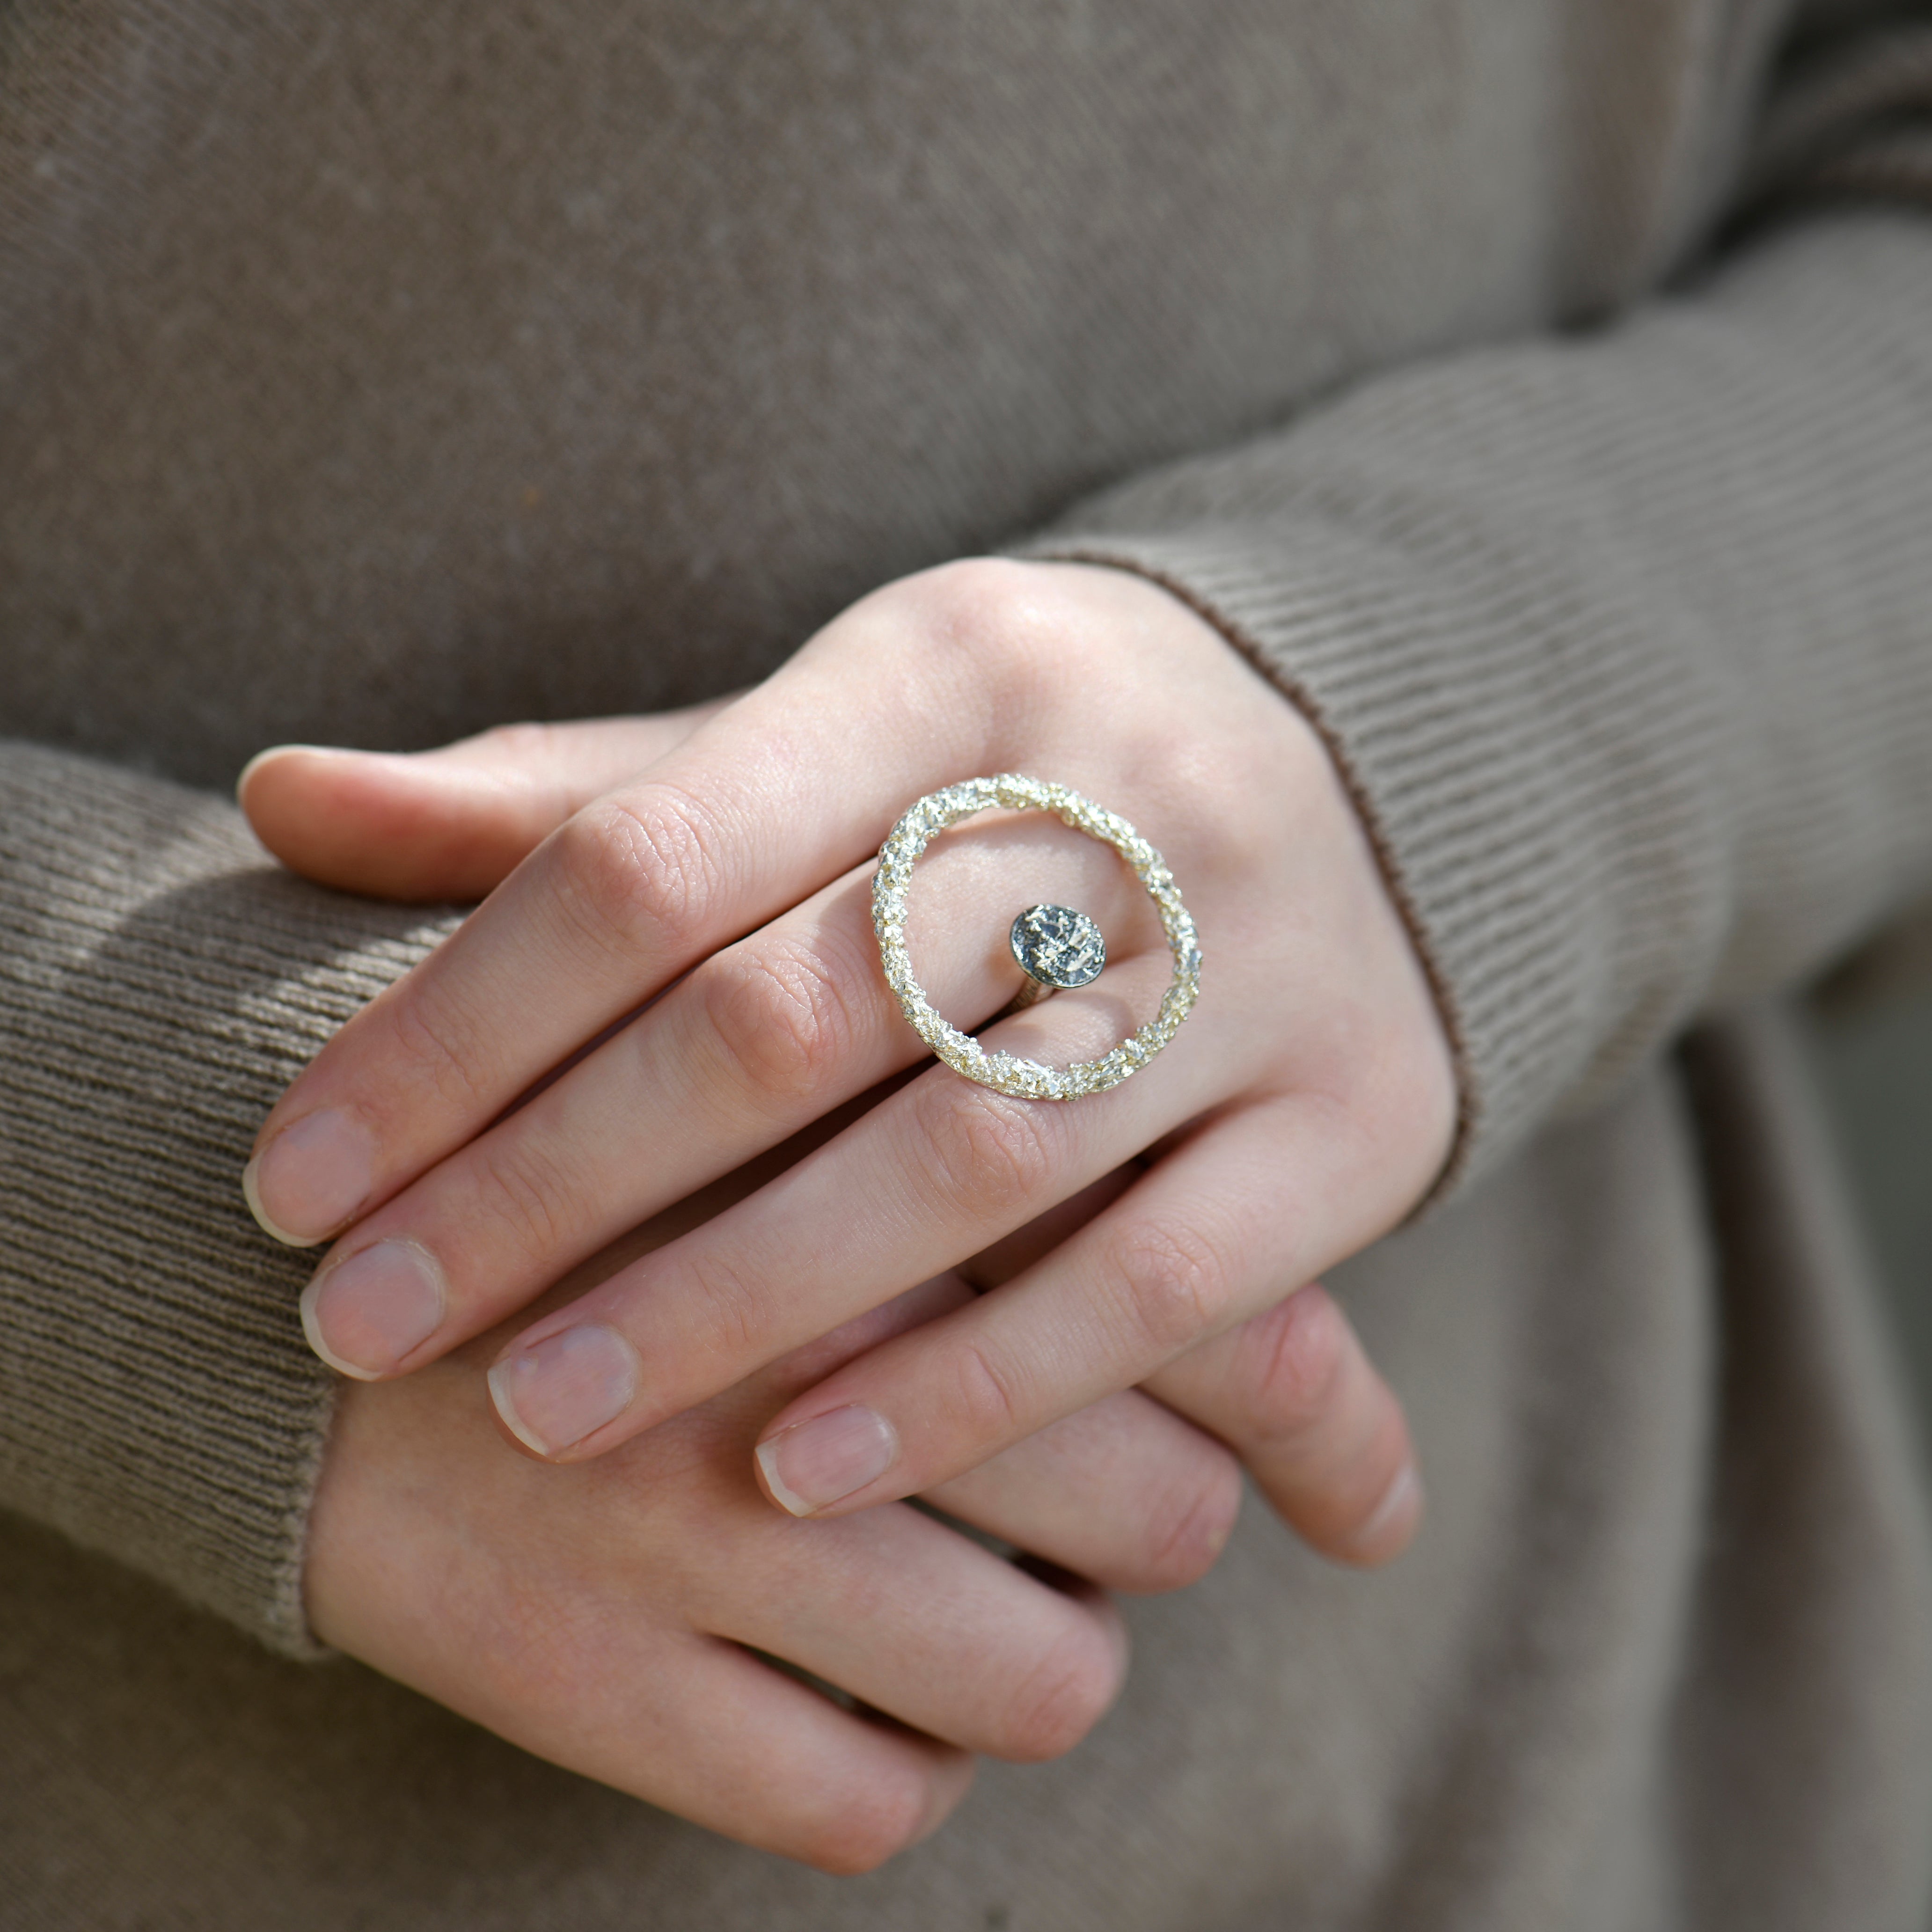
[
  {"left": 508, "top": 1268, "right": 1134, "bottom": 1771},
  {"left": 921, "top": 1174, "right": 1251, "bottom": 1593},
  {"left": 239, "top": 703, "right": 733, "bottom": 901},
  {"left": 477, "top": 1627, "right": 974, "bottom": 1874},
  {"left": 712, "top": 1499, "right": 1129, "bottom": 1765},
  {"left": 307, "top": 1356, "right": 976, "bottom": 1875},
  {"left": 826, "top": 1201, "right": 1399, "bottom": 1581},
  {"left": 924, "top": 1383, "right": 1244, "bottom": 1595},
  {"left": 1143, "top": 1286, "right": 1422, "bottom": 1566},
  {"left": 480, "top": 955, "right": 1229, "bottom": 1463},
  {"left": 242, "top": 560, "right": 1156, "bottom": 1244},
  {"left": 801, "top": 1267, "right": 1246, "bottom": 1597},
  {"left": 337, "top": 1542, "right": 977, "bottom": 1874},
  {"left": 749, "top": 1098, "right": 1400, "bottom": 1515},
  {"left": 956, "top": 1165, "right": 1142, "bottom": 1289},
  {"left": 293, "top": 813, "right": 1154, "bottom": 1378}
]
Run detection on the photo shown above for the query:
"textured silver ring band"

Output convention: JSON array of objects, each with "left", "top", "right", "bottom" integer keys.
[{"left": 871, "top": 774, "right": 1202, "bottom": 1101}]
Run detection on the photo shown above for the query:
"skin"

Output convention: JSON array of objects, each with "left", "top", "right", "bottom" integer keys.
[
  {"left": 249, "top": 559, "right": 1455, "bottom": 1861},
  {"left": 307, "top": 1146, "right": 1415, "bottom": 1869}
]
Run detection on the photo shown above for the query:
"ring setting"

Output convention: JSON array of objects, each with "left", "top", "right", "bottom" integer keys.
[
  {"left": 1005, "top": 902, "right": 1108, "bottom": 1011},
  {"left": 871, "top": 775, "right": 1201, "bottom": 1100}
]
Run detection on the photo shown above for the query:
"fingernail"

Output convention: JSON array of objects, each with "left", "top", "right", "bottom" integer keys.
[
  {"left": 756, "top": 1406, "right": 900, "bottom": 1516},
  {"left": 1349, "top": 1463, "right": 1425, "bottom": 1557},
  {"left": 488, "top": 1325, "right": 640, "bottom": 1457},
  {"left": 236, "top": 742, "right": 335, "bottom": 801},
  {"left": 300, "top": 1238, "right": 447, "bottom": 1379},
  {"left": 243, "top": 1108, "right": 377, "bottom": 1246}
]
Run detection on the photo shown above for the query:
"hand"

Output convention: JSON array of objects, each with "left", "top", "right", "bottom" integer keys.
[
  {"left": 244, "top": 559, "right": 1451, "bottom": 1549},
  {"left": 303, "top": 1208, "right": 1081, "bottom": 1873},
  {"left": 304, "top": 1146, "right": 1393, "bottom": 1869}
]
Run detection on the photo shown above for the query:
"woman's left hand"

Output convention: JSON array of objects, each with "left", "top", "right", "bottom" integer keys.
[{"left": 242, "top": 559, "right": 1454, "bottom": 1536}]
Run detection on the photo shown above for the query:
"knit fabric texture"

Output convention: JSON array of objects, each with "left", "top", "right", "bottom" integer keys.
[{"left": 0, "top": 745, "right": 455, "bottom": 1651}]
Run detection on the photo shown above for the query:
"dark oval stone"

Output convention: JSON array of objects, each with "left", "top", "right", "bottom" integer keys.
[{"left": 1010, "top": 904, "right": 1107, "bottom": 990}]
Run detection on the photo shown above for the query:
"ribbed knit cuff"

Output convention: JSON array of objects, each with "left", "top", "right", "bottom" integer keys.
[{"left": 0, "top": 743, "right": 458, "bottom": 1655}]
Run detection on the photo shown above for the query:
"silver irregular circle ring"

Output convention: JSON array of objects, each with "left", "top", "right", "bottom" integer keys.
[{"left": 871, "top": 774, "right": 1202, "bottom": 1101}]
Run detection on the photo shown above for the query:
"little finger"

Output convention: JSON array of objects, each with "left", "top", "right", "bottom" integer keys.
[{"left": 1143, "top": 1286, "right": 1422, "bottom": 1566}]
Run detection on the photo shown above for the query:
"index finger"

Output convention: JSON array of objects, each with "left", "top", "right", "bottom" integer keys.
[{"left": 242, "top": 562, "right": 1099, "bottom": 1247}]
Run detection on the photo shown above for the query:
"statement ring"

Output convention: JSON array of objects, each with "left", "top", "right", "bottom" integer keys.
[{"left": 871, "top": 775, "right": 1202, "bottom": 1101}]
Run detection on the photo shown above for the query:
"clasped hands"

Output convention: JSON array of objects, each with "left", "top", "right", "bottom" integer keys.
[{"left": 241, "top": 560, "right": 1456, "bottom": 1871}]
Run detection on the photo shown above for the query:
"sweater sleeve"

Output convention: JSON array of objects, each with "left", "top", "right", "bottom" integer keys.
[
  {"left": 0, "top": 743, "right": 457, "bottom": 1654},
  {"left": 1018, "top": 177, "right": 1932, "bottom": 1196}
]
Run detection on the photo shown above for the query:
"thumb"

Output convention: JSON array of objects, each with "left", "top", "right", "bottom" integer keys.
[{"left": 238, "top": 701, "right": 735, "bottom": 901}]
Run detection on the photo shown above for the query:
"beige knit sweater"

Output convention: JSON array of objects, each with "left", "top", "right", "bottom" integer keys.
[{"left": 3, "top": 1, "right": 1932, "bottom": 1924}]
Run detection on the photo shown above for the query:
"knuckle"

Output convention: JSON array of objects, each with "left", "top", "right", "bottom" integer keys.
[
  {"left": 950, "top": 1339, "right": 1025, "bottom": 1441},
  {"left": 1291, "top": 999, "right": 1397, "bottom": 1132},
  {"left": 908, "top": 555, "right": 1035, "bottom": 641},
  {"left": 796, "top": 1774, "right": 934, "bottom": 1876},
  {"left": 1247, "top": 1288, "right": 1350, "bottom": 1446},
  {"left": 900, "top": 557, "right": 1091, "bottom": 690},
  {"left": 1106, "top": 1215, "right": 1235, "bottom": 1359},
  {"left": 468, "top": 1131, "right": 577, "bottom": 1262},
  {"left": 384, "top": 983, "right": 493, "bottom": 1115},
  {"left": 698, "top": 936, "right": 859, "bottom": 1107},
  {"left": 1130, "top": 1458, "right": 1244, "bottom": 1595},
  {"left": 920, "top": 1081, "right": 1064, "bottom": 1222},
  {"left": 994, "top": 1623, "right": 1123, "bottom": 1763},
  {"left": 550, "top": 784, "right": 721, "bottom": 963},
  {"left": 472, "top": 719, "right": 552, "bottom": 760},
  {"left": 676, "top": 1246, "right": 778, "bottom": 1366}
]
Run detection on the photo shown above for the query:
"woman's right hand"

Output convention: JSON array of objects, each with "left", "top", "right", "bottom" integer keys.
[
  {"left": 303, "top": 1122, "right": 1417, "bottom": 1870},
  {"left": 304, "top": 1275, "right": 1083, "bottom": 1873}
]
